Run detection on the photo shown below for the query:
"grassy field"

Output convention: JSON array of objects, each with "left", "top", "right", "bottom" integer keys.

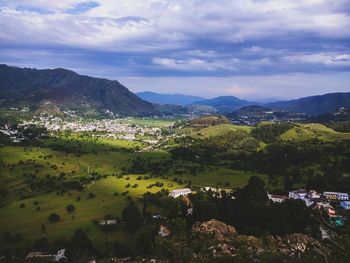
[
  {"left": 0, "top": 141, "right": 267, "bottom": 251},
  {"left": 280, "top": 123, "right": 350, "bottom": 141},
  {"left": 3, "top": 120, "right": 348, "bottom": 252},
  {"left": 192, "top": 124, "right": 251, "bottom": 138}
]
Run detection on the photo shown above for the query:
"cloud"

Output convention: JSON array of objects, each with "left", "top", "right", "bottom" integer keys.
[
  {"left": 152, "top": 57, "right": 238, "bottom": 71},
  {"left": 0, "top": 0, "right": 349, "bottom": 98},
  {"left": 282, "top": 53, "right": 350, "bottom": 67},
  {"left": 1, "top": 0, "right": 350, "bottom": 50}
]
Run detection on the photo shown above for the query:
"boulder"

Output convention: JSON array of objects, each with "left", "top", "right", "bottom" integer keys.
[{"left": 192, "top": 219, "right": 237, "bottom": 241}]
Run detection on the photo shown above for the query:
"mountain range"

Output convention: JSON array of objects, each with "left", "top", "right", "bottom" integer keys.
[
  {"left": 139, "top": 91, "right": 350, "bottom": 116},
  {"left": 136, "top": 91, "right": 203, "bottom": 106},
  {"left": 0, "top": 64, "right": 155, "bottom": 117},
  {"left": 0, "top": 64, "right": 349, "bottom": 117},
  {"left": 265, "top": 93, "right": 350, "bottom": 115}
]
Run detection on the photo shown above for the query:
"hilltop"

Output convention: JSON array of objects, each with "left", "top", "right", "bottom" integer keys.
[
  {"left": 189, "top": 115, "right": 230, "bottom": 128},
  {"left": 189, "top": 96, "right": 254, "bottom": 113}
]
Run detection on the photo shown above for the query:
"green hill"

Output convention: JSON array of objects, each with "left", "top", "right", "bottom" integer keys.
[
  {"left": 280, "top": 123, "right": 350, "bottom": 141},
  {"left": 193, "top": 124, "right": 251, "bottom": 138},
  {"left": 190, "top": 115, "right": 230, "bottom": 128}
]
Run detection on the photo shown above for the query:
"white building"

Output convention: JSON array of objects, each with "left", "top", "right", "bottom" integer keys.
[
  {"left": 55, "top": 249, "right": 67, "bottom": 262},
  {"left": 169, "top": 188, "right": 192, "bottom": 198},
  {"left": 268, "top": 194, "right": 287, "bottom": 203},
  {"left": 323, "top": 192, "right": 349, "bottom": 201},
  {"left": 289, "top": 189, "right": 308, "bottom": 200}
]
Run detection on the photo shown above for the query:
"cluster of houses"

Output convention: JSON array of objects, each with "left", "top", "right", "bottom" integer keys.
[
  {"left": 0, "top": 125, "right": 24, "bottom": 143},
  {"left": 229, "top": 111, "right": 307, "bottom": 126},
  {"left": 0, "top": 115, "right": 165, "bottom": 146},
  {"left": 21, "top": 116, "right": 162, "bottom": 136},
  {"left": 269, "top": 189, "right": 350, "bottom": 227},
  {"left": 268, "top": 189, "right": 349, "bottom": 206},
  {"left": 168, "top": 187, "right": 235, "bottom": 199}
]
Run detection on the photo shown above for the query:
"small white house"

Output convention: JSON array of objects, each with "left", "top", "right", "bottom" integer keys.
[
  {"left": 308, "top": 190, "right": 321, "bottom": 199},
  {"left": 268, "top": 194, "right": 287, "bottom": 203},
  {"left": 158, "top": 225, "right": 171, "bottom": 237},
  {"left": 323, "top": 192, "right": 349, "bottom": 201},
  {"left": 289, "top": 189, "right": 308, "bottom": 200},
  {"left": 55, "top": 249, "right": 67, "bottom": 262},
  {"left": 169, "top": 188, "right": 192, "bottom": 198},
  {"left": 340, "top": 201, "right": 350, "bottom": 210}
]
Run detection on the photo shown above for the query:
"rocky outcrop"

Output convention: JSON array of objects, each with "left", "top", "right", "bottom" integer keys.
[
  {"left": 192, "top": 219, "right": 237, "bottom": 241},
  {"left": 190, "top": 220, "right": 329, "bottom": 261},
  {"left": 273, "top": 233, "right": 329, "bottom": 258}
]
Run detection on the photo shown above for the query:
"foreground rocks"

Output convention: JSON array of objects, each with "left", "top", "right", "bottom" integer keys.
[
  {"left": 190, "top": 219, "right": 329, "bottom": 262},
  {"left": 109, "top": 220, "right": 330, "bottom": 263},
  {"left": 192, "top": 219, "right": 237, "bottom": 241}
]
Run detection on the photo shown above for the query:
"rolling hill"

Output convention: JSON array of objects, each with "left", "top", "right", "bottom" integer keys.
[
  {"left": 0, "top": 64, "right": 156, "bottom": 117},
  {"left": 279, "top": 123, "right": 350, "bottom": 141},
  {"left": 189, "top": 96, "right": 255, "bottom": 113}
]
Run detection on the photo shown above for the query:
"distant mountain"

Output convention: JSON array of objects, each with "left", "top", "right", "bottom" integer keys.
[
  {"left": 154, "top": 104, "right": 188, "bottom": 115},
  {"left": 266, "top": 92, "right": 350, "bottom": 116},
  {"left": 228, "top": 105, "right": 272, "bottom": 117},
  {"left": 190, "top": 96, "right": 255, "bottom": 113},
  {"left": 137, "top": 91, "right": 203, "bottom": 106},
  {"left": 0, "top": 64, "right": 156, "bottom": 117}
]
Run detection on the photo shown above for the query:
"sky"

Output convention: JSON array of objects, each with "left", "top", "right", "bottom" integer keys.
[{"left": 0, "top": 0, "right": 349, "bottom": 100}]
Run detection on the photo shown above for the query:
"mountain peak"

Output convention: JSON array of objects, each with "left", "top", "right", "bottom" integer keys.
[{"left": 0, "top": 64, "right": 155, "bottom": 117}]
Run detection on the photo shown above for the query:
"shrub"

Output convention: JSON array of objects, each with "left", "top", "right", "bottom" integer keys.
[
  {"left": 66, "top": 204, "right": 75, "bottom": 213},
  {"left": 13, "top": 233, "right": 23, "bottom": 243},
  {"left": 19, "top": 203, "right": 25, "bottom": 208},
  {"left": 88, "top": 192, "right": 96, "bottom": 199},
  {"left": 48, "top": 213, "right": 60, "bottom": 223}
]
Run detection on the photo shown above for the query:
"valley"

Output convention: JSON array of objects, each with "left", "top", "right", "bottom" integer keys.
[
  {"left": 0, "top": 65, "right": 350, "bottom": 262},
  {"left": 1, "top": 112, "right": 350, "bottom": 262}
]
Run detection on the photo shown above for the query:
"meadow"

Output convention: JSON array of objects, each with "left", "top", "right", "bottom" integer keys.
[
  {"left": 1, "top": 119, "right": 349, "bottom": 253},
  {"left": 0, "top": 142, "right": 266, "bottom": 252}
]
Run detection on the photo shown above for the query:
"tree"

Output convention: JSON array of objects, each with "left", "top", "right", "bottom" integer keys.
[
  {"left": 3, "top": 231, "right": 12, "bottom": 243},
  {"left": 13, "top": 233, "right": 23, "bottom": 243},
  {"left": 33, "top": 237, "right": 49, "bottom": 250},
  {"left": 48, "top": 213, "right": 61, "bottom": 222},
  {"left": 193, "top": 200, "right": 219, "bottom": 222},
  {"left": 135, "top": 226, "right": 157, "bottom": 254},
  {"left": 66, "top": 204, "right": 75, "bottom": 213},
  {"left": 235, "top": 176, "right": 268, "bottom": 206},
  {"left": 67, "top": 229, "right": 94, "bottom": 259},
  {"left": 122, "top": 203, "right": 142, "bottom": 232}
]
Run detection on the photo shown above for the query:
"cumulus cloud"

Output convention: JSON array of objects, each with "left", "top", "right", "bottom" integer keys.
[{"left": 0, "top": 0, "right": 349, "bottom": 98}]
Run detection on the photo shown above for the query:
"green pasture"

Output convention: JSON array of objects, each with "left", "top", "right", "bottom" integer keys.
[
  {"left": 0, "top": 142, "right": 268, "bottom": 251},
  {"left": 192, "top": 124, "right": 251, "bottom": 138},
  {"left": 280, "top": 123, "right": 350, "bottom": 141}
]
